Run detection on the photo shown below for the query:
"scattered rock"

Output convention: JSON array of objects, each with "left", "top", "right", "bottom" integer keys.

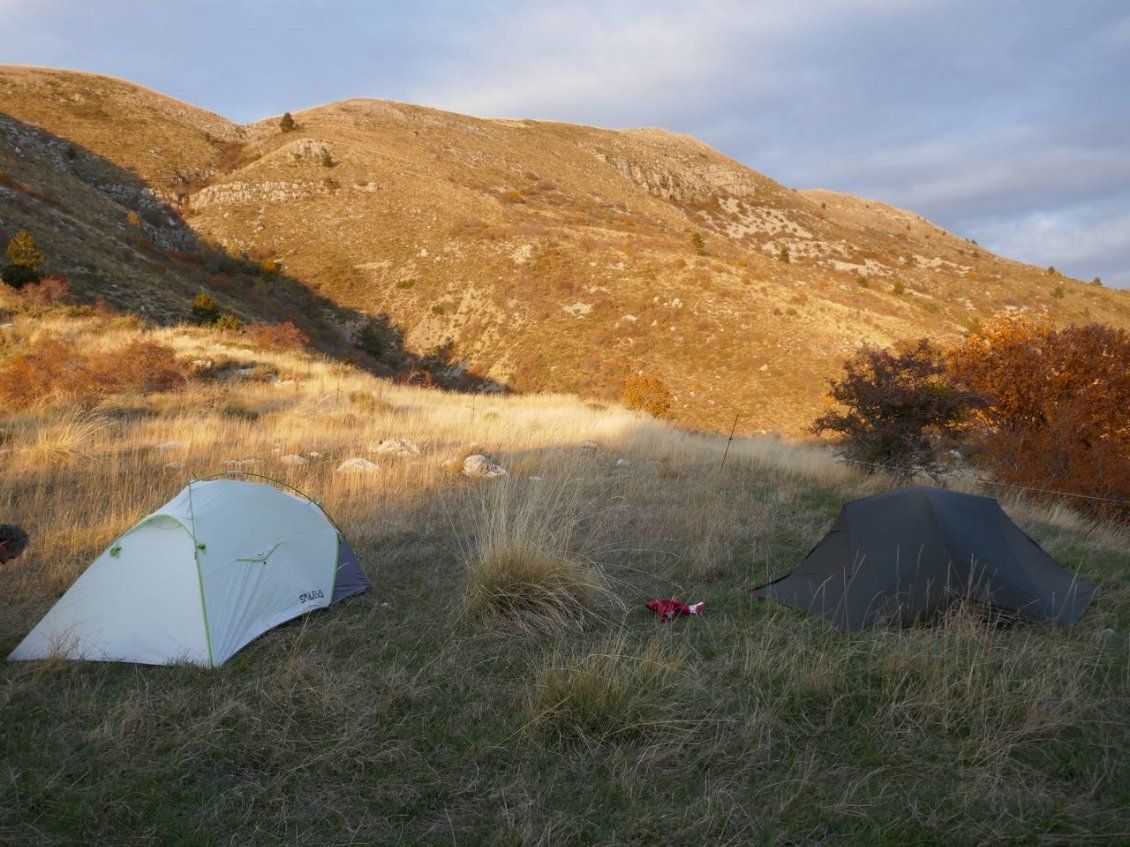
[
  {"left": 371, "top": 438, "right": 421, "bottom": 457},
  {"left": 155, "top": 440, "right": 189, "bottom": 452},
  {"left": 462, "top": 454, "right": 508, "bottom": 479},
  {"left": 578, "top": 440, "right": 600, "bottom": 451},
  {"left": 616, "top": 458, "right": 630, "bottom": 467},
  {"left": 337, "top": 458, "right": 379, "bottom": 473},
  {"left": 280, "top": 454, "right": 307, "bottom": 465},
  {"left": 224, "top": 459, "right": 260, "bottom": 467}
]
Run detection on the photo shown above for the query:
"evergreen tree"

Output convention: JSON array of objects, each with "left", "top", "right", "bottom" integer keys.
[
  {"left": 6, "top": 230, "right": 46, "bottom": 270},
  {"left": 2, "top": 229, "right": 46, "bottom": 288}
]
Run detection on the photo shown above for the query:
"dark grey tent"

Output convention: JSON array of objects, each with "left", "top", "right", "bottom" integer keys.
[{"left": 755, "top": 485, "right": 1098, "bottom": 630}]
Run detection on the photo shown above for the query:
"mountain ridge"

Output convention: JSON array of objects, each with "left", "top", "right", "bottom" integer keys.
[{"left": 2, "top": 65, "right": 1127, "bottom": 434}]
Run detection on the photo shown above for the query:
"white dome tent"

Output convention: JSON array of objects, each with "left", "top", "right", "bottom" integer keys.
[{"left": 8, "top": 478, "right": 370, "bottom": 667}]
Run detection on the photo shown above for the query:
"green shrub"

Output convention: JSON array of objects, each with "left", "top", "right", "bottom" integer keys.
[
  {"left": 214, "top": 313, "right": 244, "bottom": 332},
  {"left": 355, "top": 323, "right": 385, "bottom": 359},
  {"left": 279, "top": 112, "right": 297, "bottom": 133},
  {"left": 1, "top": 264, "right": 41, "bottom": 289}
]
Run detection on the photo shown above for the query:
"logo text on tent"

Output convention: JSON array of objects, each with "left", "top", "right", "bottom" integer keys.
[{"left": 298, "top": 589, "right": 325, "bottom": 605}]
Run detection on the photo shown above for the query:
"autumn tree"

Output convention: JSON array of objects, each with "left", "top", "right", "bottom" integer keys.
[
  {"left": 947, "top": 315, "right": 1130, "bottom": 517},
  {"left": 811, "top": 339, "right": 979, "bottom": 477}
]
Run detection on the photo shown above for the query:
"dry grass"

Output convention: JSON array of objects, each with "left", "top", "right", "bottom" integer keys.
[
  {"left": 461, "top": 459, "right": 621, "bottom": 633},
  {"left": 466, "top": 541, "right": 611, "bottom": 633},
  {"left": 1, "top": 311, "right": 1127, "bottom": 845},
  {"left": 526, "top": 632, "right": 692, "bottom": 746}
]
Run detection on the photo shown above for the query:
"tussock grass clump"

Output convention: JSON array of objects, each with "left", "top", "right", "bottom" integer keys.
[
  {"left": 526, "top": 634, "right": 691, "bottom": 746},
  {"left": 467, "top": 541, "right": 607, "bottom": 633},
  {"left": 461, "top": 466, "right": 619, "bottom": 633},
  {"left": 24, "top": 409, "right": 108, "bottom": 466}
]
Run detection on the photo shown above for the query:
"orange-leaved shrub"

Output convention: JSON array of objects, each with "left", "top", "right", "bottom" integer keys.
[
  {"left": 0, "top": 335, "right": 186, "bottom": 409},
  {"left": 621, "top": 375, "right": 672, "bottom": 418},
  {"left": 19, "top": 274, "right": 72, "bottom": 306},
  {"left": 246, "top": 321, "right": 309, "bottom": 351},
  {"left": 947, "top": 315, "right": 1130, "bottom": 518}
]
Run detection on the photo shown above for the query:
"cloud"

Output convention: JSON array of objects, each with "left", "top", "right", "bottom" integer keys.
[
  {"left": 970, "top": 201, "right": 1130, "bottom": 288},
  {"left": 411, "top": 0, "right": 930, "bottom": 125}
]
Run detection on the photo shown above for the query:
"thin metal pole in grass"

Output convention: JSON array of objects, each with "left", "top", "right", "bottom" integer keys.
[{"left": 719, "top": 413, "right": 739, "bottom": 472}]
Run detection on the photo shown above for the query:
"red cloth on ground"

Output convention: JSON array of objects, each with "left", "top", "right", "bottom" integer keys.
[{"left": 646, "top": 598, "right": 705, "bottom": 621}]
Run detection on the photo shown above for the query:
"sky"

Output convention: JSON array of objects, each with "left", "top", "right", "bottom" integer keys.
[{"left": 3, "top": 0, "right": 1129, "bottom": 287}]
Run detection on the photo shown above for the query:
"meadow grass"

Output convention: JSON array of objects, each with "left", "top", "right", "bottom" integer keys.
[{"left": 1, "top": 311, "right": 1128, "bottom": 845}]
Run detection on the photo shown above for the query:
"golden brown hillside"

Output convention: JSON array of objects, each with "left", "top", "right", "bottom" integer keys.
[{"left": 3, "top": 66, "right": 1128, "bottom": 434}]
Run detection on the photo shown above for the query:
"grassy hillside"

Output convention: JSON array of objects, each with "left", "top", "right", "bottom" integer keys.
[
  {"left": 3, "top": 66, "right": 1129, "bottom": 436},
  {"left": 2, "top": 303, "right": 1127, "bottom": 845}
]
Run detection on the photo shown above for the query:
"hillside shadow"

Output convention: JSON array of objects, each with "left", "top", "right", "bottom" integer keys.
[{"left": 0, "top": 113, "right": 507, "bottom": 393}]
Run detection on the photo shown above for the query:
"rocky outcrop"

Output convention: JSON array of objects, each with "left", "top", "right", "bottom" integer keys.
[
  {"left": 189, "top": 180, "right": 333, "bottom": 209},
  {"left": 588, "top": 133, "right": 771, "bottom": 204}
]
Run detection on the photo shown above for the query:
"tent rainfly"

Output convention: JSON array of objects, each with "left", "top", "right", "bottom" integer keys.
[
  {"left": 8, "top": 479, "right": 370, "bottom": 666},
  {"left": 755, "top": 485, "right": 1099, "bottom": 630}
]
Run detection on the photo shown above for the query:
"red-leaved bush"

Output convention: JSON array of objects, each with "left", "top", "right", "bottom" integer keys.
[
  {"left": 246, "top": 321, "right": 309, "bottom": 351},
  {"left": 20, "top": 273, "right": 72, "bottom": 306},
  {"left": 0, "top": 335, "right": 186, "bottom": 409}
]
